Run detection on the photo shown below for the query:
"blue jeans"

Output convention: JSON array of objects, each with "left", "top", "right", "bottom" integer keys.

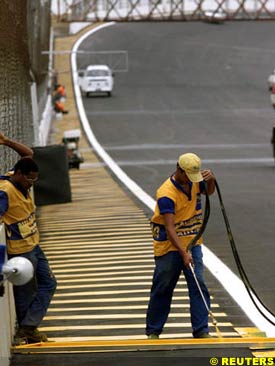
[
  {"left": 146, "top": 245, "right": 210, "bottom": 337},
  {"left": 9, "top": 245, "right": 57, "bottom": 328}
]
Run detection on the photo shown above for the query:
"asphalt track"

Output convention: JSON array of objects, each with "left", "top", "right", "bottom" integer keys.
[{"left": 78, "top": 21, "right": 275, "bottom": 313}]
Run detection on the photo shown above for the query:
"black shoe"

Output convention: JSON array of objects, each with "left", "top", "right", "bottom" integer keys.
[
  {"left": 147, "top": 334, "right": 159, "bottom": 339},
  {"left": 14, "top": 326, "right": 48, "bottom": 345}
]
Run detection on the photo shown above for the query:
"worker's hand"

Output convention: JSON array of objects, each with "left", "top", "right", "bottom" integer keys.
[
  {"left": 181, "top": 251, "right": 193, "bottom": 268},
  {"left": 202, "top": 169, "right": 215, "bottom": 182},
  {"left": 0, "top": 133, "right": 7, "bottom": 145}
]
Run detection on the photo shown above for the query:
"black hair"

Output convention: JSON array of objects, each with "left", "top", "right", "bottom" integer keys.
[
  {"left": 14, "top": 157, "right": 39, "bottom": 174},
  {"left": 176, "top": 163, "right": 184, "bottom": 173}
]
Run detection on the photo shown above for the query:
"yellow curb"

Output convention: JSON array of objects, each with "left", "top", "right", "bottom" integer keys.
[{"left": 12, "top": 337, "right": 275, "bottom": 353}]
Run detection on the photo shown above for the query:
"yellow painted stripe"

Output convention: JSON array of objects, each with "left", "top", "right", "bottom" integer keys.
[
  {"left": 44, "top": 332, "right": 238, "bottom": 342},
  {"left": 42, "top": 244, "right": 151, "bottom": 250},
  {"left": 40, "top": 224, "right": 150, "bottom": 232},
  {"left": 50, "top": 215, "right": 140, "bottom": 223},
  {"left": 50, "top": 296, "right": 195, "bottom": 304},
  {"left": 55, "top": 276, "right": 172, "bottom": 283},
  {"left": 56, "top": 282, "right": 160, "bottom": 289},
  {"left": 42, "top": 237, "right": 151, "bottom": 244},
  {"left": 14, "top": 336, "right": 275, "bottom": 351},
  {"left": 54, "top": 270, "right": 155, "bottom": 278},
  {"left": 47, "top": 304, "right": 220, "bottom": 312},
  {"left": 252, "top": 351, "right": 275, "bottom": 357},
  {"left": 46, "top": 248, "right": 152, "bottom": 255},
  {"left": 41, "top": 228, "right": 151, "bottom": 238},
  {"left": 49, "top": 258, "right": 153, "bottom": 266},
  {"left": 49, "top": 259, "right": 154, "bottom": 268},
  {"left": 40, "top": 208, "right": 143, "bottom": 215},
  {"left": 41, "top": 233, "right": 152, "bottom": 243},
  {"left": 39, "top": 322, "right": 233, "bottom": 331},
  {"left": 52, "top": 264, "right": 154, "bottom": 273},
  {"left": 41, "top": 232, "right": 151, "bottom": 242},
  {"left": 39, "top": 219, "right": 150, "bottom": 227},
  {"left": 39, "top": 215, "right": 146, "bottom": 223},
  {"left": 47, "top": 251, "right": 153, "bottom": 261},
  {"left": 234, "top": 327, "right": 267, "bottom": 338},
  {"left": 52, "top": 288, "right": 189, "bottom": 297},
  {"left": 43, "top": 312, "right": 228, "bottom": 321},
  {"left": 41, "top": 241, "right": 152, "bottom": 250}
]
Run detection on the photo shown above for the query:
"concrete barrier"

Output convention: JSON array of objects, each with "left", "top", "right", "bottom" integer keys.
[{"left": 0, "top": 224, "right": 16, "bottom": 364}]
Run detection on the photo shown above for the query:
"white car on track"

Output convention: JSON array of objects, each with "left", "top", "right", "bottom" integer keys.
[
  {"left": 78, "top": 65, "right": 114, "bottom": 97},
  {"left": 204, "top": 9, "right": 226, "bottom": 23}
]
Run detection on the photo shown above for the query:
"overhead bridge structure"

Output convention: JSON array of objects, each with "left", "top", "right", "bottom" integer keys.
[{"left": 56, "top": 0, "right": 275, "bottom": 21}]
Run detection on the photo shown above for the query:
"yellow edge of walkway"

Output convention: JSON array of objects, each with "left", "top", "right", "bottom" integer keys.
[{"left": 13, "top": 337, "right": 275, "bottom": 352}]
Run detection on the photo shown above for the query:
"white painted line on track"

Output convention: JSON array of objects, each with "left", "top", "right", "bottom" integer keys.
[
  {"left": 71, "top": 23, "right": 275, "bottom": 336},
  {"left": 82, "top": 158, "right": 273, "bottom": 169},
  {"left": 85, "top": 108, "right": 272, "bottom": 116},
  {"left": 102, "top": 143, "right": 270, "bottom": 151},
  {"left": 80, "top": 143, "right": 270, "bottom": 153}
]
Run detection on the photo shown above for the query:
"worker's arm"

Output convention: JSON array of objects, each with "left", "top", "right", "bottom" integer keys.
[
  {"left": 163, "top": 212, "right": 193, "bottom": 268},
  {"left": 201, "top": 169, "right": 215, "bottom": 195},
  {"left": 0, "top": 133, "right": 33, "bottom": 158}
]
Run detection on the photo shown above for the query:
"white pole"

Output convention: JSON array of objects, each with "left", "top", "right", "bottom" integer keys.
[{"left": 30, "top": 82, "right": 40, "bottom": 146}]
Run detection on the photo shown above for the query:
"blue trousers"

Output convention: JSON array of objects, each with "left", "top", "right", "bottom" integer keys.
[
  {"left": 9, "top": 245, "right": 57, "bottom": 328},
  {"left": 146, "top": 245, "right": 210, "bottom": 338}
]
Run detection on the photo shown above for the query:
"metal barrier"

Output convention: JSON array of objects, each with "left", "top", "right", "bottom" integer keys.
[{"left": 0, "top": 224, "right": 16, "bottom": 363}]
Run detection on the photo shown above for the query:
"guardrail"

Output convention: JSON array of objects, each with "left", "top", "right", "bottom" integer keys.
[{"left": 0, "top": 224, "right": 16, "bottom": 365}]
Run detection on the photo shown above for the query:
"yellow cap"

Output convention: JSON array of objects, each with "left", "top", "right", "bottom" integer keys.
[{"left": 178, "top": 153, "right": 203, "bottom": 182}]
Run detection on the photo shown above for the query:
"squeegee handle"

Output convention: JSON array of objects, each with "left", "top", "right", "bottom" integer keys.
[{"left": 189, "top": 263, "right": 211, "bottom": 313}]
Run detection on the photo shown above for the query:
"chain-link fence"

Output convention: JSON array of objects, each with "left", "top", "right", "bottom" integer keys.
[{"left": 0, "top": 0, "right": 51, "bottom": 173}]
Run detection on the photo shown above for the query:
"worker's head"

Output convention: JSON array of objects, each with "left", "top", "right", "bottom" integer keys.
[
  {"left": 13, "top": 157, "right": 39, "bottom": 190},
  {"left": 176, "top": 153, "right": 203, "bottom": 183}
]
